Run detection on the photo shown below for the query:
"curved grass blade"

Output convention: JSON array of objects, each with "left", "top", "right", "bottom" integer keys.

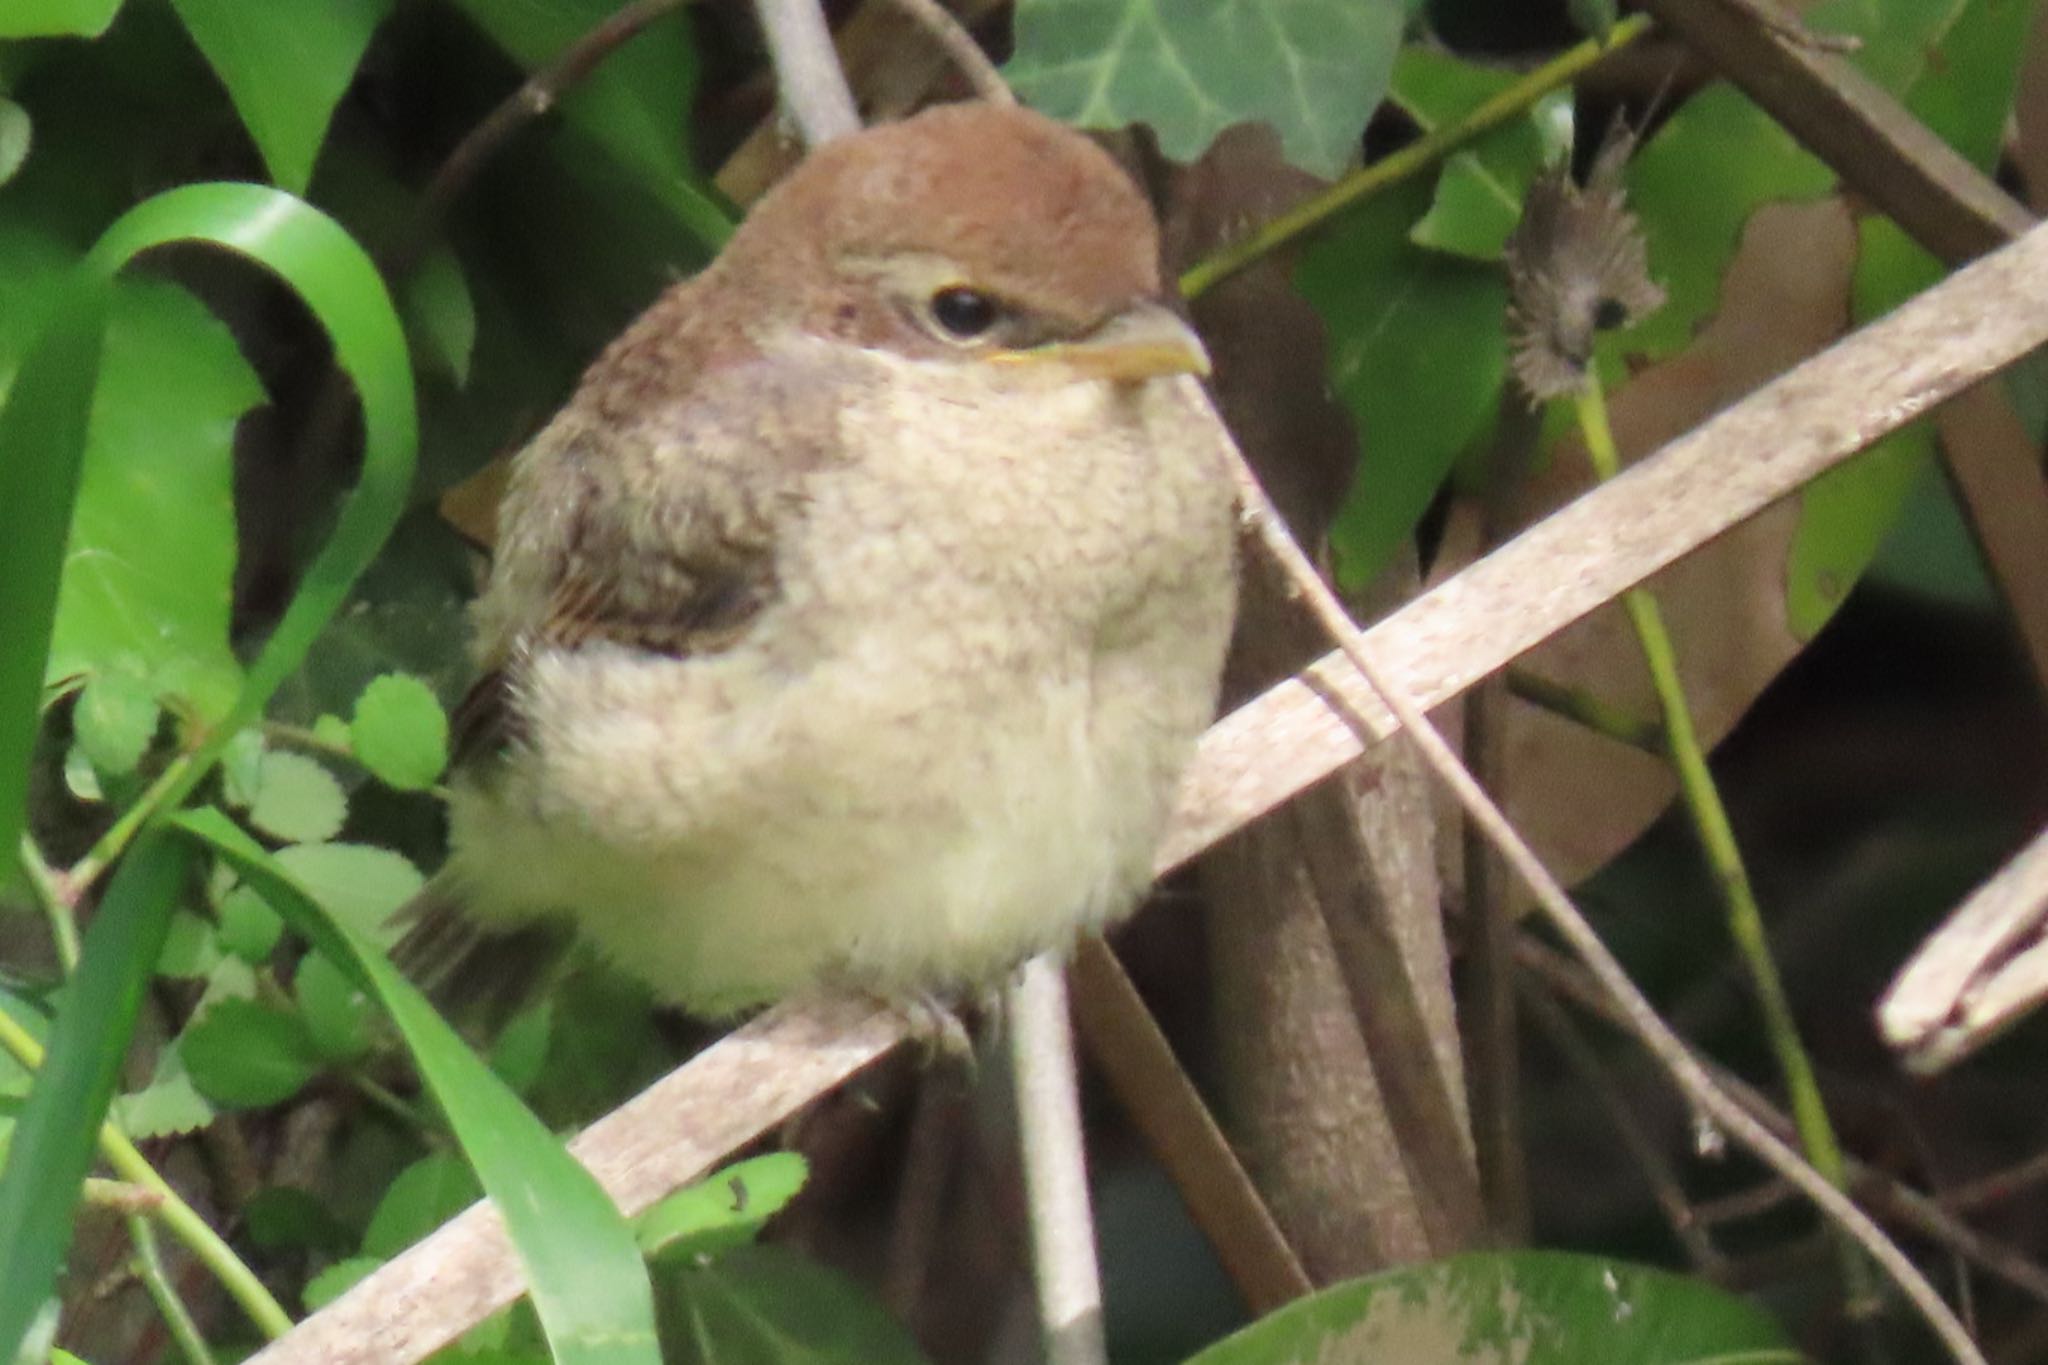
[{"left": 175, "top": 808, "right": 661, "bottom": 1365}]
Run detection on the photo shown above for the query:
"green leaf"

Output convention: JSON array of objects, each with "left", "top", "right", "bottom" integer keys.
[
  {"left": 244, "top": 1185, "right": 353, "bottom": 1255},
  {"left": 304, "top": 1255, "right": 383, "bottom": 1312},
  {"left": 489, "top": 1000, "right": 552, "bottom": 1097},
  {"left": 637, "top": 1154, "right": 809, "bottom": 1263},
  {"left": 445, "top": 0, "right": 728, "bottom": 249},
  {"left": 351, "top": 673, "right": 450, "bottom": 792},
  {"left": 1391, "top": 49, "right": 1564, "bottom": 263},
  {"left": 62, "top": 744, "right": 103, "bottom": 804},
  {"left": 165, "top": 0, "right": 397, "bottom": 192},
  {"left": 180, "top": 997, "right": 323, "bottom": 1108},
  {"left": 46, "top": 277, "right": 262, "bottom": 720},
  {"left": 273, "top": 842, "right": 423, "bottom": 942},
  {"left": 246, "top": 750, "right": 349, "bottom": 845},
  {"left": 1006, "top": 0, "right": 1405, "bottom": 178},
  {"left": 365, "top": 1151, "right": 483, "bottom": 1258},
  {"left": 1567, "top": 0, "right": 1618, "bottom": 40},
  {"left": 1297, "top": 178, "right": 1507, "bottom": 588},
  {"left": 296, "top": 951, "right": 374, "bottom": 1062},
  {"left": 219, "top": 730, "right": 266, "bottom": 809},
  {"left": 73, "top": 665, "right": 159, "bottom": 777},
  {"left": 0, "top": 99, "right": 29, "bottom": 188},
  {"left": 1183, "top": 1251, "right": 1797, "bottom": 1364},
  {"left": 155, "top": 910, "right": 220, "bottom": 979},
  {"left": 0, "top": 833, "right": 191, "bottom": 1361},
  {"left": 661, "top": 1245, "right": 930, "bottom": 1365},
  {"left": 174, "top": 808, "right": 664, "bottom": 1365},
  {"left": 216, "top": 883, "right": 286, "bottom": 962},
  {"left": 403, "top": 247, "right": 479, "bottom": 387},
  {"left": 113, "top": 1042, "right": 214, "bottom": 1139},
  {"left": 0, "top": 0, "right": 123, "bottom": 38}
]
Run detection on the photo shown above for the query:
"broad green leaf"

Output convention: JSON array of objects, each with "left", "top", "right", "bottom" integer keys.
[
  {"left": 365, "top": 1151, "right": 484, "bottom": 1258},
  {"left": 0, "top": 0, "right": 122, "bottom": 37},
  {"left": 219, "top": 730, "right": 265, "bottom": 809},
  {"left": 46, "top": 278, "right": 262, "bottom": 720},
  {"left": 175, "top": 808, "right": 664, "bottom": 1365},
  {"left": 1006, "top": 0, "right": 1405, "bottom": 178},
  {"left": 405, "top": 247, "right": 479, "bottom": 387},
  {"left": 445, "top": 0, "right": 726, "bottom": 248},
  {"left": 246, "top": 750, "right": 349, "bottom": 845},
  {"left": 72, "top": 664, "right": 158, "bottom": 777},
  {"left": 273, "top": 841, "right": 423, "bottom": 942},
  {"left": 1298, "top": 178, "right": 1506, "bottom": 588},
  {"left": 1184, "top": 1251, "right": 1796, "bottom": 1364},
  {"left": 296, "top": 951, "right": 374, "bottom": 1062},
  {"left": 661, "top": 1245, "right": 930, "bottom": 1365},
  {"left": 351, "top": 672, "right": 450, "bottom": 792},
  {"left": 0, "top": 834, "right": 192, "bottom": 1361},
  {"left": 637, "top": 1155, "right": 809, "bottom": 1263},
  {"left": 166, "top": 0, "right": 397, "bottom": 192},
  {"left": 217, "top": 883, "right": 286, "bottom": 962},
  {"left": 180, "top": 997, "right": 323, "bottom": 1108},
  {"left": 489, "top": 1000, "right": 552, "bottom": 1096},
  {"left": 0, "top": 100, "right": 28, "bottom": 187}
]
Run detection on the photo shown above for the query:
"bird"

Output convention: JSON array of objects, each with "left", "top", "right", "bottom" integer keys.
[{"left": 396, "top": 102, "right": 1240, "bottom": 1022}]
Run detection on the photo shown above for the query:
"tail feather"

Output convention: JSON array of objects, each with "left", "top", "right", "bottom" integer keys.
[{"left": 388, "top": 882, "right": 572, "bottom": 1038}]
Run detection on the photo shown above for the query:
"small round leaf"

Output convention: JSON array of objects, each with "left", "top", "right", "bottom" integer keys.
[
  {"left": 180, "top": 998, "right": 322, "bottom": 1109},
  {"left": 350, "top": 673, "right": 449, "bottom": 792},
  {"left": 248, "top": 750, "right": 348, "bottom": 844}
]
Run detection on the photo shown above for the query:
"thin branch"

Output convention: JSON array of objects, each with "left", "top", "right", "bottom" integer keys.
[
  {"left": 1211, "top": 397, "right": 1984, "bottom": 1362},
  {"left": 1178, "top": 17, "right": 1652, "bottom": 301},
  {"left": 393, "top": 0, "right": 711, "bottom": 277},
  {"left": 1945, "top": 1148, "right": 2048, "bottom": 1215},
  {"left": 1008, "top": 956, "right": 1107, "bottom": 1365},
  {"left": 129, "top": 1213, "right": 219, "bottom": 1365},
  {"left": 877, "top": 0, "right": 1013, "bottom": 104},
  {"left": 754, "top": 0, "right": 862, "bottom": 144},
  {"left": 1505, "top": 668, "right": 1663, "bottom": 754}
]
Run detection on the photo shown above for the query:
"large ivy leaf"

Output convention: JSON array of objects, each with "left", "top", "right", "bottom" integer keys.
[
  {"left": 1298, "top": 179, "right": 1506, "bottom": 589},
  {"left": 45, "top": 278, "right": 261, "bottom": 719},
  {"left": 1185, "top": 1251, "right": 1796, "bottom": 1364},
  {"left": 0, "top": 0, "right": 123, "bottom": 38},
  {"left": 166, "top": 0, "right": 396, "bottom": 192},
  {"left": 444, "top": 0, "right": 726, "bottom": 249},
  {"left": 1006, "top": 0, "right": 1407, "bottom": 178}
]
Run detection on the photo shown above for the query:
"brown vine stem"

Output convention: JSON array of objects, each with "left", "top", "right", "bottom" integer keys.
[
  {"left": 1207, "top": 392, "right": 1985, "bottom": 1364},
  {"left": 1177, "top": 16, "right": 1653, "bottom": 301}
]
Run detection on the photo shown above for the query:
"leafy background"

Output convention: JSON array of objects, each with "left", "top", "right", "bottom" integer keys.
[{"left": 1, "top": 0, "right": 2044, "bottom": 1363}]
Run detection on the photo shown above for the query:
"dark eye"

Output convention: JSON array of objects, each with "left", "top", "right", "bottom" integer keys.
[
  {"left": 1592, "top": 297, "right": 1629, "bottom": 331},
  {"left": 929, "top": 287, "right": 1000, "bottom": 340}
]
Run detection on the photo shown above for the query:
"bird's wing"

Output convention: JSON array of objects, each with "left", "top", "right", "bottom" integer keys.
[{"left": 452, "top": 342, "right": 852, "bottom": 768}]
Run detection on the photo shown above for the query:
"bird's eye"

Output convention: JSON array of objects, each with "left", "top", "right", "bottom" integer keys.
[{"left": 928, "top": 287, "right": 1000, "bottom": 340}]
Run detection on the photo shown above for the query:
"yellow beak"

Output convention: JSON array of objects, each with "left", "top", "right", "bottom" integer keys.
[{"left": 991, "top": 302, "right": 1212, "bottom": 382}]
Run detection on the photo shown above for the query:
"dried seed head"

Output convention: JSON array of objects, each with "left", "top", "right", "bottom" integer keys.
[{"left": 1504, "top": 124, "right": 1665, "bottom": 403}]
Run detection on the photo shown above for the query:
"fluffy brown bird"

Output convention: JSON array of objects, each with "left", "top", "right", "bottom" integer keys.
[{"left": 401, "top": 103, "right": 1239, "bottom": 1018}]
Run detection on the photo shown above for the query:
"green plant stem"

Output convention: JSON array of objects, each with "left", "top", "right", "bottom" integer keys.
[
  {"left": 0, "top": 1005, "right": 294, "bottom": 1341},
  {"left": 127, "top": 1212, "right": 219, "bottom": 1365},
  {"left": 1177, "top": 14, "right": 1653, "bottom": 301},
  {"left": 18, "top": 836, "right": 79, "bottom": 972},
  {"left": 1572, "top": 372, "right": 1873, "bottom": 1304},
  {"left": 1505, "top": 668, "right": 1665, "bottom": 754},
  {"left": 262, "top": 720, "right": 355, "bottom": 766}
]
